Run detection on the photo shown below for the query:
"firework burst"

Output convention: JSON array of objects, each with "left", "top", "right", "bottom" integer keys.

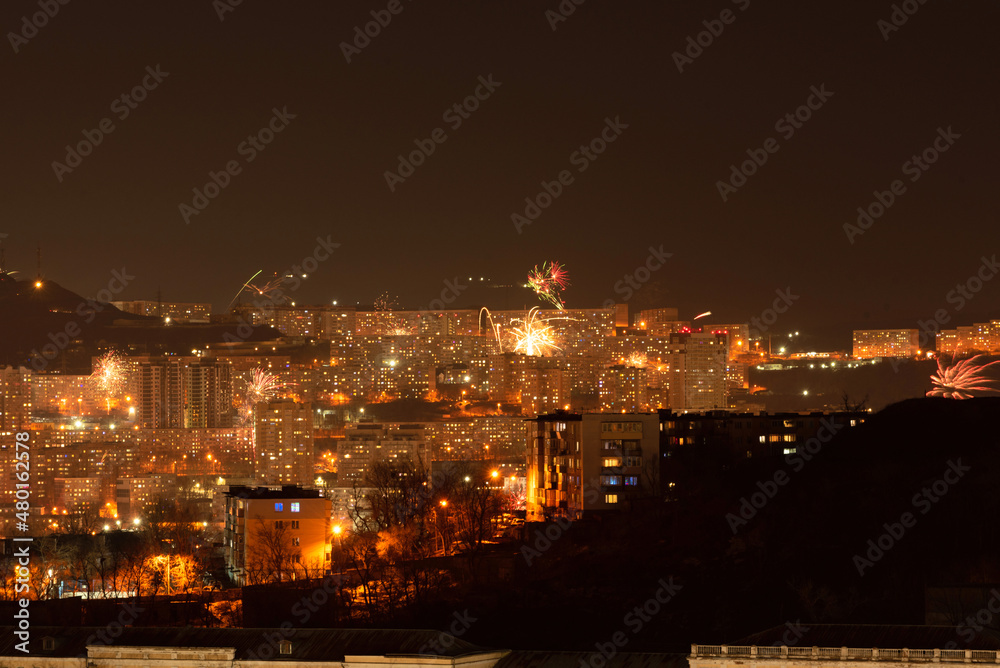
[
  {"left": 91, "top": 351, "right": 127, "bottom": 398},
  {"left": 625, "top": 352, "right": 649, "bottom": 368},
  {"left": 374, "top": 292, "right": 398, "bottom": 312},
  {"left": 246, "top": 368, "right": 281, "bottom": 406},
  {"left": 511, "top": 307, "right": 564, "bottom": 357},
  {"left": 927, "top": 355, "right": 1000, "bottom": 399},
  {"left": 527, "top": 261, "right": 570, "bottom": 310}
]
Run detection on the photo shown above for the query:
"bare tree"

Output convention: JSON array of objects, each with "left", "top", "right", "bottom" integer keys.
[{"left": 247, "top": 516, "right": 301, "bottom": 583}]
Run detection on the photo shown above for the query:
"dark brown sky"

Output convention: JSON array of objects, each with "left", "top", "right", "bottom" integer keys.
[{"left": 2, "top": 0, "right": 998, "bottom": 347}]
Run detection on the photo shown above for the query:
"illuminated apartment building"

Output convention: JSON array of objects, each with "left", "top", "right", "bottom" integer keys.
[
  {"left": 667, "top": 331, "right": 728, "bottom": 411},
  {"left": 936, "top": 320, "right": 1000, "bottom": 355},
  {"left": 598, "top": 365, "right": 649, "bottom": 413},
  {"left": 852, "top": 329, "right": 920, "bottom": 358},
  {"left": 224, "top": 486, "right": 332, "bottom": 585},
  {"left": 526, "top": 411, "right": 659, "bottom": 522},
  {"left": 112, "top": 300, "right": 211, "bottom": 323},
  {"left": 0, "top": 366, "right": 32, "bottom": 435},
  {"left": 337, "top": 423, "right": 430, "bottom": 485},
  {"left": 255, "top": 400, "right": 314, "bottom": 487}
]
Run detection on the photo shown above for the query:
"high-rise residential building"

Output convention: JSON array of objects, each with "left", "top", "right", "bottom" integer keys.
[
  {"left": 852, "top": 329, "right": 920, "bottom": 358},
  {"left": 598, "top": 365, "right": 649, "bottom": 412},
  {"left": 526, "top": 411, "right": 659, "bottom": 522},
  {"left": 708, "top": 323, "right": 751, "bottom": 361},
  {"left": 224, "top": 486, "right": 332, "bottom": 585},
  {"left": 667, "top": 332, "right": 728, "bottom": 411},
  {"left": 255, "top": 400, "right": 314, "bottom": 487},
  {"left": 936, "top": 320, "right": 1000, "bottom": 355},
  {"left": 636, "top": 307, "right": 689, "bottom": 337},
  {"left": 0, "top": 366, "right": 32, "bottom": 435},
  {"left": 487, "top": 353, "right": 566, "bottom": 415},
  {"left": 337, "top": 423, "right": 430, "bottom": 485},
  {"left": 137, "top": 358, "right": 234, "bottom": 429}
]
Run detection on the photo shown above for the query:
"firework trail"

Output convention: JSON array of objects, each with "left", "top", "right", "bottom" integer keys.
[
  {"left": 694, "top": 311, "right": 712, "bottom": 320},
  {"left": 527, "top": 261, "right": 569, "bottom": 310},
  {"left": 227, "top": 271, "right": 287, "bottom": 310},
  {"left": 479, "top": 307, "right": 504, "bottom": 352},
  {"left": 91, "top": 351, "right": 127, "bottom": 398},
  {"left": 927, "top": 355, "right": 1000, "bottom": 399}
]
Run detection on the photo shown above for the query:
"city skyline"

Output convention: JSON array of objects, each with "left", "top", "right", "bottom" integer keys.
[{"left": 1, "top": 0, "right": 998, "bottom": 335}]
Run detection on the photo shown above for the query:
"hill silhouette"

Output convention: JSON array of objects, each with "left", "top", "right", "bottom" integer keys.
[{"left": 0, "top": 276, "right": 281, "bottom": 370}]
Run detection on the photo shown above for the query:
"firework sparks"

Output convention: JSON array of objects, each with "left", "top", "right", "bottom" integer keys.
[
  {"left": 511, "top": 307, "right": 564, "bottom": 357},
  {"left": 246, "top": 368, "right": 281, "bottom": 406},
  {"left": 625, "top": 352, "right": 648, "bottom": 368},
  {"left": 374, "top": 292, "right": 398, "bottom": 312},
  {"left": 91, "top": 351, "right": 127, "bottom": 398},
  {"left": 527, "top": 261, "right": 570, "bottom": 310},
  {"left": 927, "top": 355, "right": 1000, "bottom": 399}
]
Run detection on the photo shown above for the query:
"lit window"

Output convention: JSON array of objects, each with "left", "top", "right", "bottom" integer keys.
[
  {"left": 291, "top": 502, "right": 300, "bottom": 513},
  {"left": 292, "top": 537, "right": 300, "bottom": 546},
  {"left": 624, "top": 476, "right": 638, "bottom": 486},
  {"left": 605, "top": 494, "right": 618, "bottom": 504},
  {"left": 274, "top": 503, "right": 283, "bottom": 512}
]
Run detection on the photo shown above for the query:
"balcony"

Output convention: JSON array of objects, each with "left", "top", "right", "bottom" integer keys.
[{"left": 690, "top": 645, "right": 1000, "bottom": 663}]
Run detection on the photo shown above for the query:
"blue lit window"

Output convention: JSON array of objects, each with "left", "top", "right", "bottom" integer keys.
[
  {"left": 291, "top": 502, "right": 300, "bottom": 513},
  {"left": 275, "top": 503, "right": 283, "bottom": 512}
]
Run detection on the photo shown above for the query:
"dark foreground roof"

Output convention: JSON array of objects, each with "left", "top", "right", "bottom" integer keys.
[
  {"left": 496, "top": 651, "right": 687, "bottom": 668},
  {"left": 735, "top": 625, "right": 1000, "bottom": 650},
  {"left": 0, "top": 626, "right": 495, "bottom": 660}
]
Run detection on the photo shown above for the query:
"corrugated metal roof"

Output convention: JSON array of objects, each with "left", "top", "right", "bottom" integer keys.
[
  {"left": 733, "top": 624, "right": 1000, "bottom": 650},
  {"left": 0, "top": 626, "right": 494, "bottom": 660}
]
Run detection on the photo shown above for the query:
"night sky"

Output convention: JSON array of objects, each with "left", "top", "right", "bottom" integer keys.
[{"left": 3, "top": 0, "right": 998, "bottom": 347}]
